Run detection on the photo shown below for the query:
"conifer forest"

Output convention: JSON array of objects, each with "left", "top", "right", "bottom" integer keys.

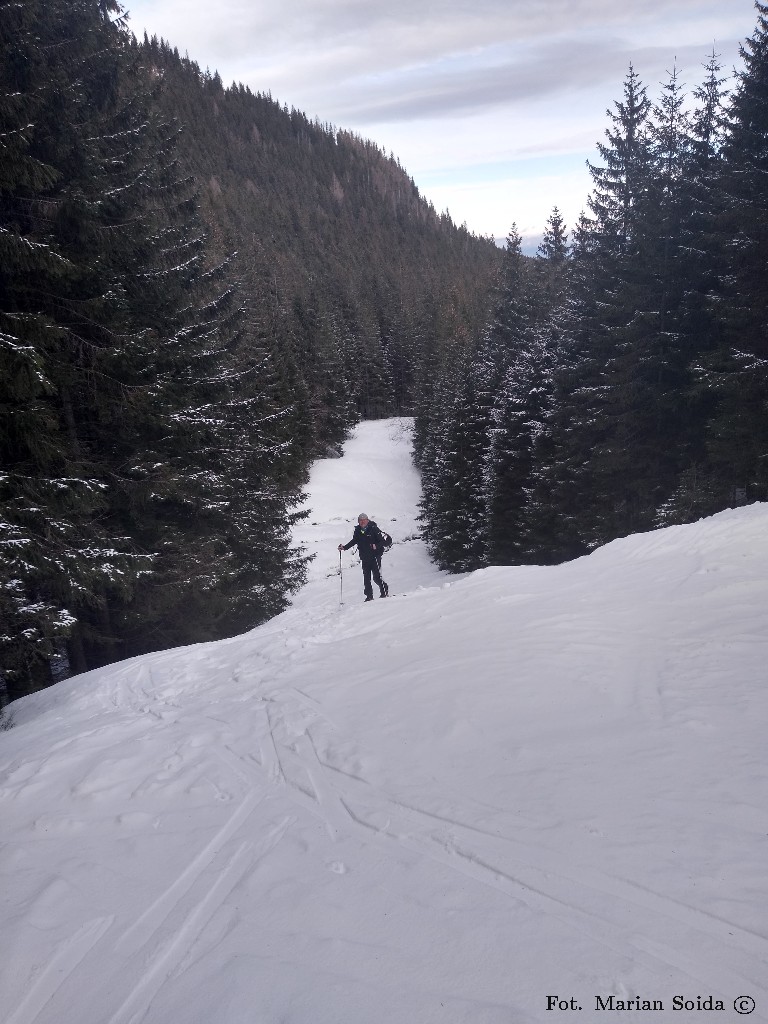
[{"left": 2, "top": 0, "right": 767, "bottom": 702}]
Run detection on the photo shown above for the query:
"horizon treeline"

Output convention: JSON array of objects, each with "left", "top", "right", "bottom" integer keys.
[
  {"left": 0, "top": 0, "right": 499, "bottom": 703},
  {"left": 416, "top": 2, "right": 768, "bottom": 571}
]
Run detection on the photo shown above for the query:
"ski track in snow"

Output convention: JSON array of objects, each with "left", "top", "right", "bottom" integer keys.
[
  {"left": 2, "top": 419, "right": 768, "bottom": 1024},
  {"left": 105, "top": 820, "right": 294, "bottom": 1024},
  {"left": 203, "top": 683, "right": 768, "bottom": 1001},
  {"left": 4, "top": 916, "right": 114, "bottom": 1024}
]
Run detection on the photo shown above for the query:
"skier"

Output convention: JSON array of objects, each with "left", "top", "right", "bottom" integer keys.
[{"left": 338, "top": 513, "right": 389, "bottom": 602}]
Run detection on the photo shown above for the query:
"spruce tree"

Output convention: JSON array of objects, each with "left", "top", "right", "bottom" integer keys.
[
  {"left": 703, "top": 3, "right": 768, "bottom": 505},
  {"left": 1, "top": 0, "right": 311, "bottom": 694},
  {"left": 655, "top": 52, "right": 730, "bottom": 523},
  {"left": 587, "top": 65, "right": 652, "bottom": 247},
  {"left": 483, "top": 335, "right": 559, "bottom": 564},
  {"left": 603, "top": 64, "right": 696, "bottom": 525},
  {"left": 535, "top": 207, "right": 570, "bottom": 308},
  {"left": 0, "top": 0, "right": 143, "bottom": 693},
  {"left": 545, "top": 64, "right": 699, "bottom": 545},
  {"left": 544, "top": 69, "right": 654, "bottom": 549},
  {"left": 420, "top": 353, "right": 492, "bottom": 571},
  {"left": 481, "top": 226, "right": 554, "bottom": 563}
]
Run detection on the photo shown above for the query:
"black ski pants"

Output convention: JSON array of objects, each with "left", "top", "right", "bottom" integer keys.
[{"left": 361, "top": 556, "right": 385, "bottom": 599}]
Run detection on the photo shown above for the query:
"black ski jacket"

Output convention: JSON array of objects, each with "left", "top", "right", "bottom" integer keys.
[{"left": 342, "top": 521, "right": 385, "bottom": 564}]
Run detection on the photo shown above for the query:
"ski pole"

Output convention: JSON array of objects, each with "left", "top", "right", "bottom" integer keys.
[{"left": 339, "top": 550, "right": 344, "bottom": 606}]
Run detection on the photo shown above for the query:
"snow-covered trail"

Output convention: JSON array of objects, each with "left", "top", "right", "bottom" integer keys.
[
  {"left": 1, "top": 419, "right": 768, "bottom": 1024},
  {"left": 291, "top": 414, "right": 446, "bottom": 599}
]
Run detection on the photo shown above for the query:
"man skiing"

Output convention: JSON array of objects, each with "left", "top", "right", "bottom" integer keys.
[{"left": 338, "top": 513, "right": 389, "bottom": 602}]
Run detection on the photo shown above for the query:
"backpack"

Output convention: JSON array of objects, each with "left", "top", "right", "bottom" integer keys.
[{"left": 380, "top": 531, "right": 393, "bottom": 552}]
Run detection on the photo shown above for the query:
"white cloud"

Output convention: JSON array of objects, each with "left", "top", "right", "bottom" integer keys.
[{"left": 419, "top": 168, "right": 594, "bottom": 252}]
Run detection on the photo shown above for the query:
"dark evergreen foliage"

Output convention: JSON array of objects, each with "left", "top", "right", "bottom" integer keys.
[
  {"left": 418, "top": 353, "right": 492, "bottom": 572},
  {"left": 699, "top": 3, "right": 768, "bottom": 507},
  {"left": 417, "top": 226, "right": 556, "bottom": 567},
  {"left": 135, "top": 36, "right": 500, "bottom": 436},
  {"left": 1, "top": 0, "right": 500, "bottom": 699},
  {"left": 417, "top": 6, "right": 768, "bottom": 572},
  {"left": 1, "top": 0, "right": 144, "bottom": 691}
]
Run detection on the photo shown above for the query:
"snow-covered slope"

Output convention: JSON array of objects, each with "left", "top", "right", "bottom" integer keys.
[{"left": 2, "top": 418, "right": 767, "bottom": 1024}]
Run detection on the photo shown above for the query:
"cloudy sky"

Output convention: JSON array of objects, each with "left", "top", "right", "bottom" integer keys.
[{"left": 125, "top": 0, "right": 757, "bottom": 250}]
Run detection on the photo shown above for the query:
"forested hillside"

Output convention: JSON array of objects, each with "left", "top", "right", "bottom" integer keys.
[
  {"left": 416, "top": 3, "right": 768, "bottom": 571},
  {"left": 0, "top": 0, "right": 500, "bottom": 703},
  {"left": 139, "top": 35, "right": 500, "bottom": 437}
]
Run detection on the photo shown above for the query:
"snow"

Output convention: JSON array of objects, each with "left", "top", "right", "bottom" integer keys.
[{"left": 2, "top": 417, "right": 768, "bottom": 1024}]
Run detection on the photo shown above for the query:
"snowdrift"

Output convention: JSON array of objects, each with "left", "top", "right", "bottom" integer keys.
[{"left": 2, "top": 420, "right": 767, "bottom": 1024}]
